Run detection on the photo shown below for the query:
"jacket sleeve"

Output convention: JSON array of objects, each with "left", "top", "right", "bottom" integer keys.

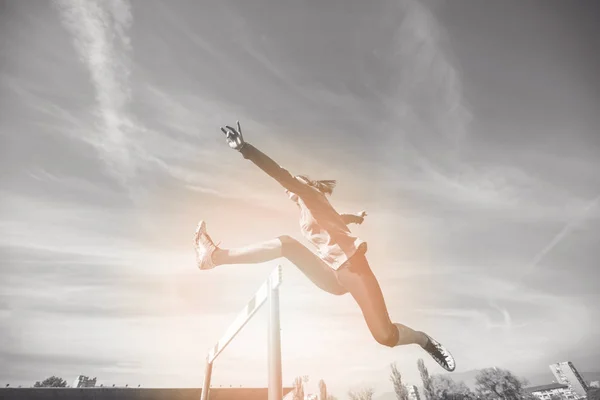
[{"left": 239, "top": 143, "right": 312, "bottom": 195}]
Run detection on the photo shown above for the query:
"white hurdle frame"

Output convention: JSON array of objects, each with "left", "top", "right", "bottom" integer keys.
[{"left": 200, "top": 265, "right": 283, "bottom": 400}]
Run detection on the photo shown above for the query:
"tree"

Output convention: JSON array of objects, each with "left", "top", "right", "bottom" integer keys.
[
  {"left": 431, "top": 375, "right": 477, "bottom": 400},
  {"left": 390, "top": 363, "right": 409, "bottom": 400},
  {"left": 348, "top": 387, "right": 375, "bottom": 400},
  {"left": 33, "top": 376, "right": 67, "bottom": 388},
  {"left": 418, "top": 359, "right": 434, "bottom": 400},
  {"left": 292, "top": 376, "right": 304, "bottom": 400},
  {"left": 474, "top": 367, "right": 534, "bottom": 400},
  {"left": 318, "top": 379, "right": 327, "bottom": 400}
]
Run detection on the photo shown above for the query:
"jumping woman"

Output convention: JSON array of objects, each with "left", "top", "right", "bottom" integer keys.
[{"left": 194, "top": 121, "right": 455, "bottom": 372}]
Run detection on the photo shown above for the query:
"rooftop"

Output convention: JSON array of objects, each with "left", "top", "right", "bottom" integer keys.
[{"left": 526, "top": 383, "right": 569, "bottom": 393}]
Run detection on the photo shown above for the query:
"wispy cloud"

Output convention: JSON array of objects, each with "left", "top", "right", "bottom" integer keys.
[
  {"left": 53, "top": 0, "right": 138, "bottom": 180},
  {"left": 488, "top": 301, "right": 513, "bottom": 330},
  {"left": 2, "top": 0, "right": 598, "bottom": 393},
  {"left": 415, "top": 307, "right": 508, "bottom": 330},
  {"left": 377, "top": 0, "right": 509, "bottom": 209},
  {"left": 524, "top": 193, "right": 600, "bottom": 275},
  {"left": 390, "top": 0, "right": 471, "bottom": 147}
]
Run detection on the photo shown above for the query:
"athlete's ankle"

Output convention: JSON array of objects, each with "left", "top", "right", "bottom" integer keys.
[
  {"left": 416, "top": 331, "right": 429, "bottom": 348},
  {"left": 212, "top": 248, "right": 225, "bottom": 266},
  {"left": 393, "top": 324, "right": 427, "bottom": 347}
]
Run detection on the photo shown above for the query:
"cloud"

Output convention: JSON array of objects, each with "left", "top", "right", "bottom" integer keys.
[
  {"left": 488, "top": 302, "right": 512, "bottom": 330},
  {"left": 2, "top": 0, "right": 597, "bottom": 393},
  {"left": 374, "top": 0, "right": 471, "bottom": 156},
  {"left": 524, "top": 192, "right": 600, "bottom": 274},
  {"left": 53, "top": 0, "right": 139, "bottom": 181},
  {"left": 409, "top": 269, "right": 590, "bottom": 328},
  {"left": 373, "top": 1, "right": 587, "bottom": 219},
  {"left": 373, "top": 0, "right": 519, "bottom": 210}
]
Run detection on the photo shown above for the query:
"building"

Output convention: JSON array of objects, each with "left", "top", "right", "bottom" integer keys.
[
  {"left": 550, "top": 361, "right": 588, "bottom": 398},
  {"left": 404, "top": 384, "right": 421, "bottom": 400},
  {"left": 526, "top": 383, "right": 578, "bottom": 400},
  {"left": 71, "top": 375, "right": 96, "bottom": 388},
  {"left": 588, "top": 388, "right": 600, "bottom": 400}
]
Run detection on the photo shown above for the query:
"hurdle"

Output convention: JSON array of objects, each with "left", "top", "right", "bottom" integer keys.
[{"left": 200, "top": 265, "right": 283, "bottom": 400}]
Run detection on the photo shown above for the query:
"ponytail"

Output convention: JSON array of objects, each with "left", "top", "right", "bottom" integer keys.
[
  {"left": 297, "top": 175, "right": 337, "bottom": 195},
  {"left": 314, "top": 179, "right": 337, "bottom": 195}
]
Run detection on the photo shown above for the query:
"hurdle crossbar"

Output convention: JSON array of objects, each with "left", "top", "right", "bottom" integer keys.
[{"left": 200, "top": 265, "right": 283, "bottom": 400}]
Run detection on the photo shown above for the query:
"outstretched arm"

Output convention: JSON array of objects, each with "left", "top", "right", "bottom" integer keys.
[
  {"left": 239, "top": 144, "right": 312, "bottom": 195},
  {"left": 220, "top": 122, "right": 312, "bottom": 195},
  {"left": 341, "top": 211, "right": 367, "bottom": 225}
]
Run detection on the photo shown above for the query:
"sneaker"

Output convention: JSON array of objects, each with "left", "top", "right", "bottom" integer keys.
[
  {"left": 421, "top": 333, "right": 456, "bottom": 372},
  {"left": 194, "top": 220, "right": 218, "bottom": 270}
]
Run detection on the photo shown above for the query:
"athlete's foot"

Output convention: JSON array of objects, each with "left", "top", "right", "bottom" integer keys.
[
  {"left": 194, "top": 220, "right": 219, "bottom": 270},
  {"left": 420, "top": 332, "right": 456, "bottom": 372}
]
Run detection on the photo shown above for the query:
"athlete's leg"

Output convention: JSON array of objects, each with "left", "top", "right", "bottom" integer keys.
[
  {"left": 335, "top": 252, "right": 456, "bottom": 371},
  {"left": 195, "top": 221, "right": 346, "bottom": 295},
  {"left": 213, "top": 239, "right": 282, "bottom": 265},
  {"left": 215, "top": 235, "right": 346, "bottom": 295},
  {"left": 334, "top": 252, "right": 427, "bottom": 348}
]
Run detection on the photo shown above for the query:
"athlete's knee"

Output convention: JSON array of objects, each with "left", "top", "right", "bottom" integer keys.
[
  {"left": 372, "top": 325, "right": 399, "bottom": 348},
  {"left": 278, "top": 235, "right": 300, "bottom": 255}
]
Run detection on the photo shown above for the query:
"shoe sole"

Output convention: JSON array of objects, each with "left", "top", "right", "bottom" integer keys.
[
  {"left": 195, "top": 220, "right": 206, "bottom": 240},
  {"left": 425, "top": 334, "right": 456, "bottom": 372},
  {"left": 194, "top": 220, "right": 214, "bottom": 270}
]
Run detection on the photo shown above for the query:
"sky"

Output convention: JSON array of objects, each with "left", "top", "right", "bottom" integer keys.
[{"left": 1, "top": 0, "right": 599, "bottom": 397}]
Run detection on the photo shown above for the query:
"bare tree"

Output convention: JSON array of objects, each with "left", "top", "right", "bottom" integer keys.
[
  {"left": 348, "top": 387, "right": 375, "bottom": 400},
  {"left": 418, "top": 359, "right": 434, "bottom": 400},
  {"left": 318, "top": 379, "right": 328, "bottom": 400},
  {"left": 293, "top": 376, "right": 304, "bottom": 400},
  {"left": 390, "top": 363, "right": 409, "bottom": 400}
]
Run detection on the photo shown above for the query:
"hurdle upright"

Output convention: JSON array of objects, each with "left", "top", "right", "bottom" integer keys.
[{"left": 200, "top": 265, "right": 283, "bottom": 400}]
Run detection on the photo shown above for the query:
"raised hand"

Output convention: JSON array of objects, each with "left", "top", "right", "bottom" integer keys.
[
  {"left": 220, "top": 121, "right": 246, "bottom": 151},
  {"left": 357, "top": 210, "right": 367, "bottom": 224}
]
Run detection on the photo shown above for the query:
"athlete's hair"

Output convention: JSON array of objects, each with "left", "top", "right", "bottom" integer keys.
[{"left": 296, "top": 175, "right": 337, "bottom": 195}]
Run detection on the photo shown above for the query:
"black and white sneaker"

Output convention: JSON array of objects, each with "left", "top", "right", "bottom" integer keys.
[{"left": 422, "top": 333, "right": 456, "bottom": 372}]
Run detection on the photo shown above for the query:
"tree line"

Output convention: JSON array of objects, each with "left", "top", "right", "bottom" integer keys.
[
  {"left": 25, "top": 367, "right": 599, "bottom": 400},
  {"left": 291, "top": 359, "right": 561, "bottom": 400}
]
